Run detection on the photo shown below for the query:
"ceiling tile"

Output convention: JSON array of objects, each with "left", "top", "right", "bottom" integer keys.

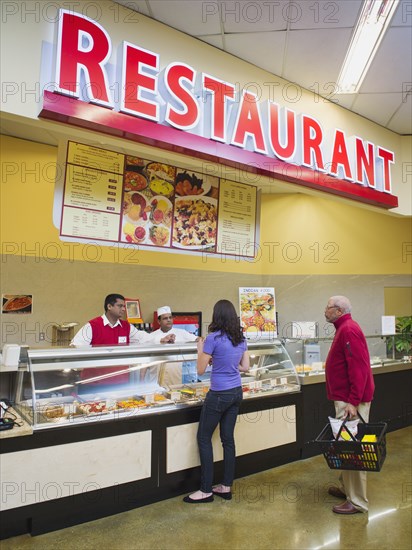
[
  {"left": 352, "top": 92, "right": 407, "bottom": 128},
  {"left": 148, "top": 0, "right": 221, "bottom": 35},
  {"left": 224, "top": 31, "right": 286, "bottom": 75},
  {"left": 221, "top": 0, "right": 289, "bottom": 32},
  {"left": 392, "top": 0, "right": 412, "bottom": 26},
  {"left": 290, "top": 0, "right": 362, "bottom": 30},
  {"left": 385, "top": 97, "right": 412, "bottom": 134},
  {"left": 282, "top": 28, "right": 352, "bottom": 90},
  {"left": 360, "top": 27, "right": 412, "bottom": 94}
]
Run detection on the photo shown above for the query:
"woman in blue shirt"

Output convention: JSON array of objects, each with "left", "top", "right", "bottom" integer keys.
[{"left": 184, "top": 299, "right": 250, "bottom": 503}]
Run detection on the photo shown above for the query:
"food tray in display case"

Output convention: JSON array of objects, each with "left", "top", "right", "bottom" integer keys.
[{"left": 3, "top": 340, "right": 300, "bottom": 430}]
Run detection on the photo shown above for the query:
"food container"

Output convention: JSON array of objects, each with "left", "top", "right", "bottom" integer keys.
[{"left": 167, "top": 391, "right": 181, "bottom": 401}]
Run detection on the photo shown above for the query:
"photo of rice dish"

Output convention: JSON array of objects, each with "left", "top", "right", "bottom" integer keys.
[{"left": 172, "top": 197, "right": 217, "bottom": 249}]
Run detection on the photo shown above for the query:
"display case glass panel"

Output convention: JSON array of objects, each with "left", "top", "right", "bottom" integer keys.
[
  {"left": 284, "top": 334, "right": 412, "bottom": 376},
  {"left": 6, "top": 340, "right": 299, "bottom": 430}
]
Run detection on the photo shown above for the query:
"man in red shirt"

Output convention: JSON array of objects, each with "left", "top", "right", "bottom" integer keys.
[
  {"left": 71, "top": 294, "right": 152, "bottom": 390},
  {"left": 324, "top": 295, "right": 375, "bottom": 515}
]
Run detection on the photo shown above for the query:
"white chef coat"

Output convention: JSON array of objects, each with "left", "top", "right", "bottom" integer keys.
[{"left": 148, "top": 327, "right": 198, "bottom": 386}]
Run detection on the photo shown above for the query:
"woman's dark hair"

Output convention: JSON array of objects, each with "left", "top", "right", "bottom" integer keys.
[
  {"left": 208, "top": 299, "right": 245, "bottom": 346},
  {"left": 104, "top": 294, "right": 125, "bottom": 311}
]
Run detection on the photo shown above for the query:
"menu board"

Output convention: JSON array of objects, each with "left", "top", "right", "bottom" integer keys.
[
  {"left": 239, "top": 287, "right": 277, "bottom": 339},
  {"left": 60, "top": 141, "right": 258, "bottom": 257}
]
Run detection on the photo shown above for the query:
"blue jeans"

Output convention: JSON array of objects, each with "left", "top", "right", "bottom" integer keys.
[{"left": 197, "top": 386, "right": 243, "bottom": 493}]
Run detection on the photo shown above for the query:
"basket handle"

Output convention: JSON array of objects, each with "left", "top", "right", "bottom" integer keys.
[
  {"left": 341, "top": 410, "right": 367, "bottom": 424},
  {"left": 335, "top": 408, "right": 364, "bottom": 440},
  {"left": 335, "top": 410, "right": 368, "bottom": 441}
]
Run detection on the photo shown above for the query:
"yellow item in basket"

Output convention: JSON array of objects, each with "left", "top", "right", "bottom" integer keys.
[
  {"left": 340, "top": 431, "right": 353, "bottom": 441},
  {"left": 361, "top": 434, "right": 377, "bottom": 442}
]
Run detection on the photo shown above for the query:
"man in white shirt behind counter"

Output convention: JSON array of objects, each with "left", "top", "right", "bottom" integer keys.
[
  {"left": 70, "top": 293, "right": 153, "bottom": 391},
  {"left": 71, "top": 294, "right": 152, "bottom": 348},
  {"left": 149, "top": 306, "right": 199, "bottom": 387}
]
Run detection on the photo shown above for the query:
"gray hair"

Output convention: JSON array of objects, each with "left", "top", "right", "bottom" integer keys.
[{"left": 330, "top": 296, "right": 352, "bottom": 314}]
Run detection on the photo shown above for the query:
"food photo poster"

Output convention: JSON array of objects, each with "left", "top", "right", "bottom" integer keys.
[
  {"left": 2, "top": 294, "right": 33, "bottom": 314},
  {"left": 239, "top": 287, "right": 277, "bottom": 339},
  {"left": 54, "top": 141, "right": 258, "bottom": 259}
]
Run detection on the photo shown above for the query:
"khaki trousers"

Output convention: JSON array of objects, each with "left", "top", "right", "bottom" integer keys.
[{"left": 334, "top": 401, "right": 371, "bottom": 512}]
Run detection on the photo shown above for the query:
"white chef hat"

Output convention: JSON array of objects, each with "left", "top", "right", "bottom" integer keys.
[{"left": 157, "top": 305, "right": 172, "bottom": 317}]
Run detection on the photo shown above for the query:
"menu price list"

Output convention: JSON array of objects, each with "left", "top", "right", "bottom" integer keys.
[
  {"left": 65, "top": 165, "right": 123, "bottom": 212},
  {"left": 61, "top": 207, "right": 120, "bottom": 241},
  {"left": 216, "top": 180, "right": 257, "bottom": 257},
  {"left": 66, "top": 142, "right": 124, "bottom": 174}
]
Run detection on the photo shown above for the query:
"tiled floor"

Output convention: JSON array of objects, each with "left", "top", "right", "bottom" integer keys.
[{"left": 2, "top": 426, "right": 411, "bottom": 550}]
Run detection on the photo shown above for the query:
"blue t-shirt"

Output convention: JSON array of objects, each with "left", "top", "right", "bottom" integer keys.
[{"left": 203, "top": 331, "right": 247, "bottom": 391}]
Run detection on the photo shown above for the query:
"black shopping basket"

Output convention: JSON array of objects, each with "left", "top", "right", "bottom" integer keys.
[{"left": 315, "top": 413, "right": 387, "bottom": 472}]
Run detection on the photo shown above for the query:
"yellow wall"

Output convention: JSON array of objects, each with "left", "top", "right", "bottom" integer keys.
[
  {"left": 260, "top": 195, "right": 411, "bottom": 274},
  {"left": 1, "top": 135, "right": 410, "bottom": 276}
]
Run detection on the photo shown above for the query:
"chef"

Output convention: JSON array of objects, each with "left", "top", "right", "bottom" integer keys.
[{"left": 148, "top": 306, "right": 200, "bottom": 387}]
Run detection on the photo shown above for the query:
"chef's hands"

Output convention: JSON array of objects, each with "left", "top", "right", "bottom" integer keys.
[
  {"left": 344, "top": 403, "right": 358, "bottom": 419},
  {"left": 160, "top": 333, "right": 176, "bottom": 344}
]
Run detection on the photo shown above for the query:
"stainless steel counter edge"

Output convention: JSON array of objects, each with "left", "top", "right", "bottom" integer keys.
[{"left": 298, "top": 360, "right": 412, "bottom": 385}]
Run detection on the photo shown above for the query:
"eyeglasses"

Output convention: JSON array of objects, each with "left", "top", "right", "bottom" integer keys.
[{"left": 325, "top": 305, "right": 339, "bottom": 310}]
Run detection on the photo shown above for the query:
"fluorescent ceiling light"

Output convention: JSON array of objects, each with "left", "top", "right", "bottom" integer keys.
[{"left": 337, "top": 0, "right": 399, "bottom": 94}]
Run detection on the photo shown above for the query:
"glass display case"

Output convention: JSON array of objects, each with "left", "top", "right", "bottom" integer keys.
[
  {"left": 284, "top": 334, "right": 412, "bottom": 376},
  {"left": 4, "top": 340, "right": 300, "bottom": 430}
]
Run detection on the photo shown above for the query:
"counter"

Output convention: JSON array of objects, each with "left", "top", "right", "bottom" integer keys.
[
  {"left": 0, "top": 340, "right": 302, "bottom": 539},
  {"left": 1, "top": 341, "right": 410, "bottom": 538}
]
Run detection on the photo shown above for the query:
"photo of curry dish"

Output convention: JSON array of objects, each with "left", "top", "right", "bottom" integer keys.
[{"left": 124, "top": 171, "right": 148, "bottom": 192}]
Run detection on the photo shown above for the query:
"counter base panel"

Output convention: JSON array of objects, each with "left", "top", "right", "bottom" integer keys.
[
  {"left": 0, "top": 440, "right": 300, "bottom": 539},
  {"left": 166, "top": 405, "right": 296, "bottom": 473},
  {"left": 301, "top": 368, "right": 412, "bottom": 459},
  {"left": 0, "top": 393, "right": 303, "bottom": 539}
]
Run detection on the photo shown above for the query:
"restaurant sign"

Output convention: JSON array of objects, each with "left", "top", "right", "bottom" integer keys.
[{"left": 40, "top": 9, "right": 398, "bottom": 209}]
